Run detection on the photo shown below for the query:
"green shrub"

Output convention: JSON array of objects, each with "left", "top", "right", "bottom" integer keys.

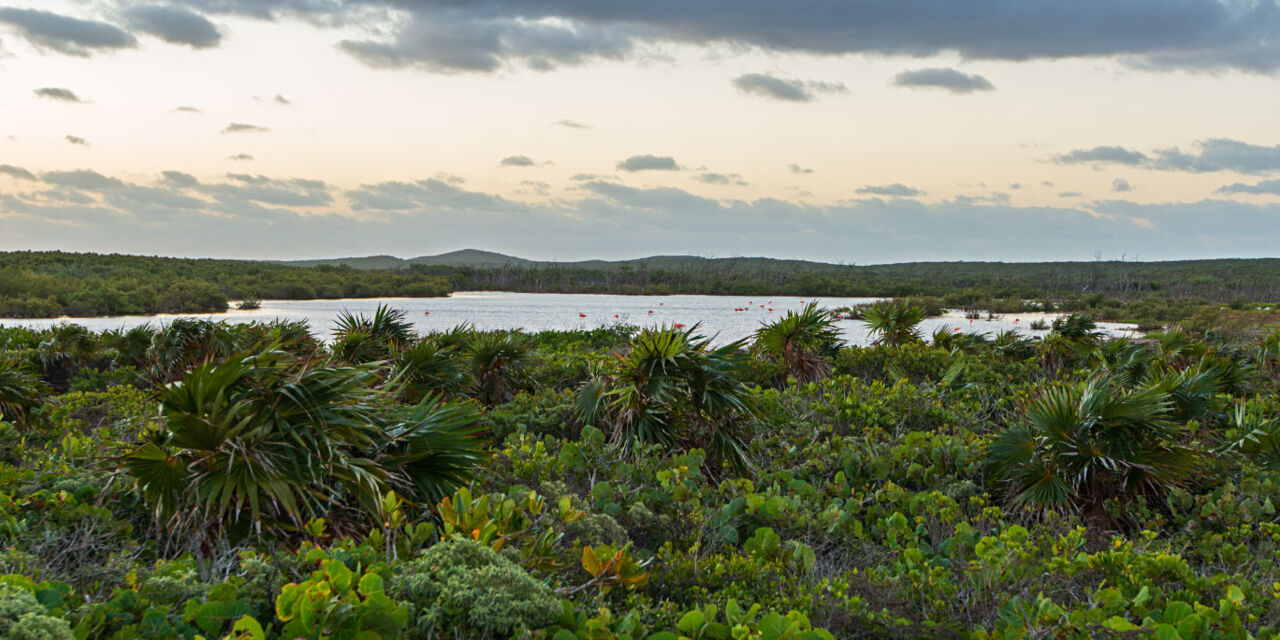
[{"left": 392, "top": 536, "right": 560, "bottom": 638}]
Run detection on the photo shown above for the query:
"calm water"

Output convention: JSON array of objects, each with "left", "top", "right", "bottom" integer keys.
[{"left": 0, "top": 292, "right": 1138, "bottom": 346}]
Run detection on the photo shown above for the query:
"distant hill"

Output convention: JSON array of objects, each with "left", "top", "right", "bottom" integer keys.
[
  {"left": 410, "top": 249, "right": 533, "bottom": 268},
  {"left": 283, "top": 250, "right": 845, "bottom": 273}
]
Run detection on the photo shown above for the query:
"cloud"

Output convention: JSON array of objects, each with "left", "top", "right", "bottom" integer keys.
[
  {"left": 0, "top": 165, "right": 36, "bottom": 180},
  {"left": 0, "top": 7, "right": 135, "bottom": 56},
  {"left": 519, "top": 180, "right": 551, "bottom": 195},
  {"left": 65, "top": 135, "right": 89, "bottom": 146},
  {"left": 553, "top": 119, "right": 590, "bottom": 129},
  {"left": 500, "top": 155, "right": 537, "bottom": 167},
  {"left": 1112, "top": 178, "right": 1134, "bottom": 192},
  {"left": 222, "top": 122, "right": 269, "bottom": 134},
  {"left": 1058, "top": 191, "right": 1084, "bottom": 198},
  {"left": 1056, "top": 138, "right": 1280, "bottom": 174},
  {"left": 570, "top": 173, "right": 611, "bottom": 181},
  {"left": 695, "top": 172, "right": 747, "bottom": 186},
  {"left": 41, "top": 169, "right": 123, "bottom": 191},
  {"left": 731, "top": 73, "right": 847, "bottom": 102},
  {"left": 229, "top": 153, "right": 254, "bottom": 161},
  {"left": 616, "top": 154, "right": 680, "bottom": 172},
  {"left": 337, "top": 11, "right": 635, "bottom": 74},
  {"left": 274, "top": 94, "right": 290, "bottom": 105},
  {"left": 161, "top": 170, "right": 199, "bottom": 187},
  {"left": 1216, "top": 179, "right": 1280, "bottom": 195},
  {"left": 345, "top": 178, "right": 528, "bottom": 212},
  {"left": 856, "top": 183, "right": 923, "bottom": 197},
  {"left": 8, "top": 165, "right": 1280, "bottom": 262},
  {"left": 125, "top": 5, "right": 221, "bottom": 48},
  {"left": 1054, "top": 145, "right": 1149, "bottom": 166},
  {"left": 1150, "top": 139, "right": 1280, "bottom": 174},
  {"left": 892, "top": 67, "right": 995, "bottom": 93},
  {"left": 200, "top": 173, "right": 331, "bottom": 206},
  {"left": 34, "top": 87, "right": 84, "bottom": 103},
  {"left": 173, "top": 105, "right": 201, "bottom": 113},
  {"left": 788, "top": 163, "right": 814, "bottom": 174},
  {"left": 219, "top": 1, "right": 1280, "bottom": 75}
]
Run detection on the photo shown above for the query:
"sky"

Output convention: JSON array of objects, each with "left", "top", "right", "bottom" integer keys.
[{"left": 2, "top": 1, "right": 1280, "bottom": 263}]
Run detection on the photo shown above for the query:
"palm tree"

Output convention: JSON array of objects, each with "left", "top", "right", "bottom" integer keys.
[
  {"left": 0, "top": 358, "right": 49, "bottom": 424},
  {"left": 467, "top": 331, "right": 532, "bottom": 406},
  {"left": 861, "top": 300, "right": 926, "bottom": 347},
  {"left": 332, "top": 304, "right": 415, "bottom": 364},
  {"left": 577, "top": 324, "right": 755, "bottom": 472},
  {"left": 1255, "top": 328, "right": 1280, "bottom": 374},
  {"left": 147, "top": 318, "right": 238, "bottom": 382},
  {"left": 392, "top": 339, "right": 467, "bottom": 403},
  {"left": 1222, "top": 399, "right": 1280, "bottom": 471},
  {"left": 123, "top": 348, "right": 486, "bottom": 544},
  {"left": 754, "top": 301, "right": 842, "bottom": 383},
  {"left": 1049, "top": 312, "right": 1102, "bottom": 343},
  {"left": 987, "top": 375, "right": 1198, "bottom": 522}
]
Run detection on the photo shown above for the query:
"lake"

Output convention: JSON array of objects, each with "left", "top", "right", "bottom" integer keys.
[{"left": 0, "top": 292, "right": 1139, "bottom": 346}]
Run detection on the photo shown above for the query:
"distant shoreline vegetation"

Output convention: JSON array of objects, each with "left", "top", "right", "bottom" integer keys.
[
  {"left": 2, "top": 250, "right": 1280, "bottom": 330},
  {"left": 0, "top": 251, "right": 451, "bottom": 319}
]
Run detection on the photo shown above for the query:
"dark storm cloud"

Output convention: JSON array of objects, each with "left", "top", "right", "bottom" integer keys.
[
  {"left": 1216, "top": 179, "right": 1280, "bottom": 195},
  {"left": 0, "top": 7, "right": 135, "bottom": 56},
  {"left": 856, "top": 183, "right": 923, "bottom": 196},
  {"left": 0, "top": 165, "right": 37, "bottom": 180},
  {"left": 125, "top": 5, "right": 221, "bottom": 48},
  {"left": 731, "top": 73, "right": 847, "bottom": 102},
  {"left": 171, "top": 0, "right": 1280, "bottom": 75},
  {"left": 222, "top": 122, "right": 269, "bottom": 134},
  {"left": 1054, "top": 146, "right": 1150, "bottom": 166},
  {"left": 34, "top": 87, "right": 84, "bottom": 102},
  {"left": 500, "top": 155, "right": 537, "bottom": 167},
  {"left": 892, "top": 68, "right": 995, "bottom": 93},
  {"left": 616, "top": 155, "right": 679, "bottom": 172}
]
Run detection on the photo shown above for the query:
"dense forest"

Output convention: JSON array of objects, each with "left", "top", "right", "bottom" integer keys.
[
  {"left": 0, "top": 302, "right": 1278, "bottom": 638},
  {"left": 0, "top": 252, "right": 451, "bottom": 318}
]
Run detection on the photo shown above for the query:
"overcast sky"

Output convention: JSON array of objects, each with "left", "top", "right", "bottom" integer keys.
[{"left": 3, "top": 0, "right": 1280, "bottom": 263}]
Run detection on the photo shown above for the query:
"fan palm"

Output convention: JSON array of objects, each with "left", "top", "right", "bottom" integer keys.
[
  {"left": 1222, "top": 400, "right": 1280, "bottom": 471},
  {"left": 467, "top": 331, "right": 532, "bottom": 406},
  {"left": 332, "top": 304, "right": 415, "bottom": 364},
  {"left": 861, "top": 300, "right": 926, "bottom": 347},
  {"left": 577, "top": 324, "right": 755, "bottom": 472},
  {"left": 123, "top": 348, "right": 486, "bottom": 543},
  {"left": 147, "top": 318, "right": 238, "bottom": 382},
  {"left": 392, "top": 339, "right": 467, "bottom": 402},
  {"left": 987, "top": 375, "right": 1198, "bottom": 519},
  {"left": 1049, "top": 313, "right": 1102, "bottom": 343},
  {"left": 754, "top": 301, "right": 842, "bottom": 383},
  {"left": 0, "top": 358, "right": 49, "bottom": 423}
]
